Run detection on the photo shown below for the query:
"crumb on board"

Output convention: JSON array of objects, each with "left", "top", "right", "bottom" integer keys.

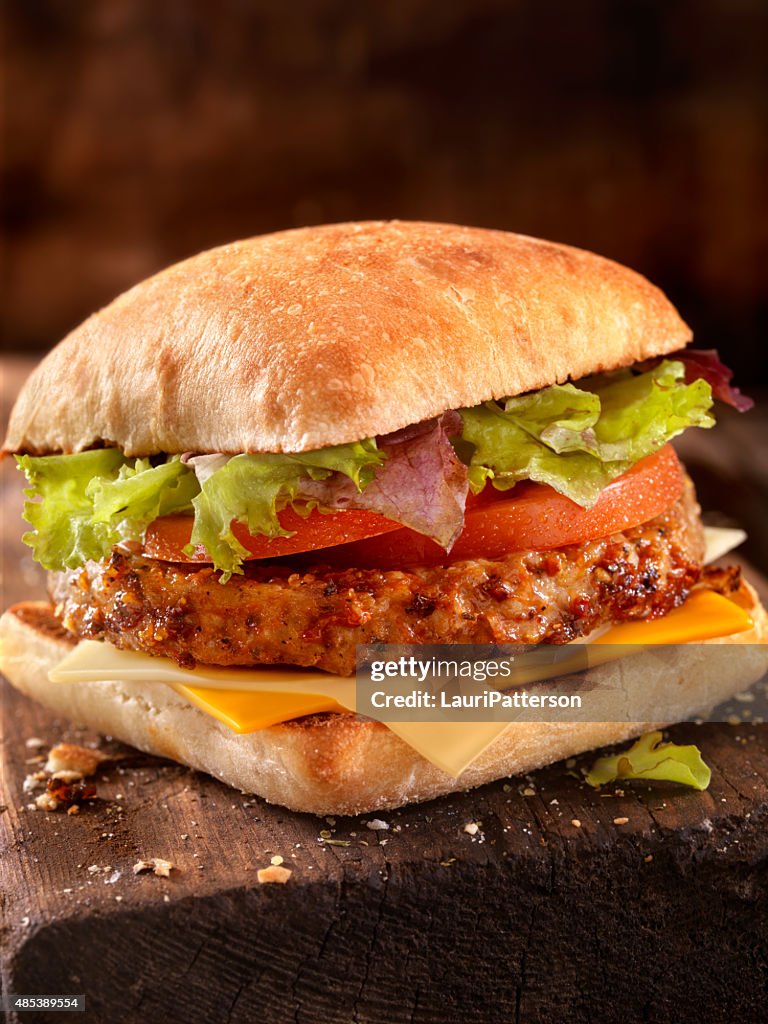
[
  {"left": 257, "top": 865, "right": 292, "bottom": 884},
  {"left": 366, "top": 819, "right": 390, "bottom": 831},
  {"left": 571, "top": 819, "right": 582, "bottom": 828},
  {"left": 40, "top": 777, "right": 97, "bottom": 812},
  {"left": 613, "top": 817, "right": 630, "bottom": 826},
  {"left": 34, "top": 791, "right": 59, "bottom": 812},
  {"left": 270, "top": 855, "right": 284, "bottom": 866},
  {"left": 133, "top": 858, "right": 175, "bottom": 878},
  {"left": 44, "top": 743, "right": 111, "bottom": 779},
  {"left": 23, "top": 742, "right": 112, "bottom": 811},
  {"left": 52, "top": 770, "right": 88, "bottom": 784},
  {"left": 22, "top": 771, "right": 47, "bottom": 794},
  {"left": 463, "top": 821, "right": 480, "bottom": 836}
]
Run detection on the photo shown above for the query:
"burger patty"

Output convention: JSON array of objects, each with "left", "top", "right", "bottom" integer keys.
[{"left": 50, "top": 480, "right": 705, "bottom": 676}]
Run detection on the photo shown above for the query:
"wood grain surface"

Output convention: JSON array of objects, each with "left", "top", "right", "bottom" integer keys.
[{"left": 1, "top": 357, "right": 767, "bottom": 1024}]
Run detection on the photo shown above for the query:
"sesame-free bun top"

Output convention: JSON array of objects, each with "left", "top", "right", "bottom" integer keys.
[{"left": 4, "top": 220, "right": 691, "bottom": 456}]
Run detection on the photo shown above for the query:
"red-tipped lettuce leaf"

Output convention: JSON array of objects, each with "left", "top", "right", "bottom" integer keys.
[
  {"left": 659, "top": 349, "right": 753, "bottom": 411},
  {"left": 301, "top": 414, "right": 469, "bottom": 549}
]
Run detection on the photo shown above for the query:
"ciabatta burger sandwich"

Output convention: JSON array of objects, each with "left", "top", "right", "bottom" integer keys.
[{"left": 1, "top": 221, "right": 766, "bottom": 815}]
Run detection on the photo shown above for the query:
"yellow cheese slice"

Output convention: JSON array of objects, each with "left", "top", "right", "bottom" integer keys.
[
  {"left": 174, "top": 688, "right": 346, "bottom": 733},
  {"left": 49, "top": 645, "right": 358, "bottom": 730},
  {"left": 703, "top": 525, "right": 746, "bottom": 564},
  {"left": 590, "top": 589, "right": 752, "bottom": 646},
  {"left": 48, "top": 589, "right": 754, "bottom": 777}
]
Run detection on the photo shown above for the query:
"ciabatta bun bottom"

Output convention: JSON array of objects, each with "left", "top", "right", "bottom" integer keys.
[{"left": 1, "top": 593, "right": 767, "bottom": 816}]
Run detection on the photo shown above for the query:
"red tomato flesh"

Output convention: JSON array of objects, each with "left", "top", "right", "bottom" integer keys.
[
  {"left": 324, "top": 445, "right": 684, "bottom": 568},
  {"left": 143, "top": 506, "right": 402, "bottom": 562},
  {"left": 141, "top": 445, "right": 683, "bottom": 567}
]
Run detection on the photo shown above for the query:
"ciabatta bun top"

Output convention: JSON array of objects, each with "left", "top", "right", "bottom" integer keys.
[{"left": 3, "top": 221, "right": 691, "bottom": 456}]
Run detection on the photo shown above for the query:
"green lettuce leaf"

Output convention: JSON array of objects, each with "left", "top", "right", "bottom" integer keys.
[
  {"left": 18, "top": 450, "right": 126, "bottom": 571},
  {"left": 584, "top": 730, "right": 712, "bottom": 791},
  {"left": 187, "top": 441, "right": 385, "bottom": 579},
  {"left": 88, "top": 457, "right": 199, "bottom": 529},
  {"left": 17, "top": 451, "right": 198, "bottom": 571},
  {"left": 460, "top": 361, "right": 715, "bottom": 506},
  {"left": 17, "top": 441, "right": 383, "bottom": 578},
  {"left": 15, "top": 361, "right": 716, "bottom": 578}
]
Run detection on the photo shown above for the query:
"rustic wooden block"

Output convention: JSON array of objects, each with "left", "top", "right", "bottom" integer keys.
[{"left": 3, "top": 676, "right": 768, "bottom": 1024}]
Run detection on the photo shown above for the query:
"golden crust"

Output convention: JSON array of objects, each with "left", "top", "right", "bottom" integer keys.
[
  {"left": 3, "top": 221, "right": 690, "bottom": 456},
  {"left": 1, "top": 591, "right": 766, "bottom": 816}
]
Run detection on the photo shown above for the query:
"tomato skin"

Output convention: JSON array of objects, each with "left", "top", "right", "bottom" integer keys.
[
  {"left": 316, "top": 445, "right": 684, "bottom": 568},
  {"left": 142, "top": 444, "right": 683, "bottom": 568},
  {"left": 142, "top": 506, "right": 402, "bottom": 562}
]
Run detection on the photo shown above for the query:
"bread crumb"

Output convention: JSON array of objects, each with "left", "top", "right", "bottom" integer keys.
[
  {"left": 133, "top": 858, "right": 174, "bottom": 877},
  {"left": 571, "top": 819, "right": 582, "bottom": 828},
  {"left": 522, "top": 787, "right": 536, "bottom": 797},
  {"left": 366, "top": 819, "right": 389, "bottom": 831},
  {"left": 613, "top": 817, "right": 629, "bottom": 826},
  {"left": 644, "top": 854, "right": 654, "bottom": 863},
  {"left": 35, "top": 791, "right": 59, "bottom": 812},
  {"left": 463, "top": 821, "right": 480, "bottom": 836},
  {"left": 52, "top": 770, "right": 87, "bottom": 784},
  {"left": 25, "top": 737, "right": 46, "bottom": 750},
  {"left": 270, "top": 855, "right": 284, "bottom": 866},
  {"left": 45, "top": 743, "right": 110, "bottom": 778},
  {"left": 67, "top": 805, "right": 80, "bottom": 816},
  {"left": 257, "top": 865, "right": 292, "bottom": 884},
  {"left": 22, "top": 771, "right": 47, "bottom": 794}
]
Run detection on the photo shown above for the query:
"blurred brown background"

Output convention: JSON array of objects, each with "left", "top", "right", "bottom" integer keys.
[{"left": 2, "top": 0, "right": 767, "bottom": 382}]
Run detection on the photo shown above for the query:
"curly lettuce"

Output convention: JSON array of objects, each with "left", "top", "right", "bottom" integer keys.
[
  {"left": 459, "top": 361, "right": 715, "bottom": 506},
  {"left": 584, "top": 731, "right": 712, "bottom": 791},
  {"left": 16, "top": 360, "right": 722, "bottom": 578},
  {"left": 187, "top": 441, "right": 384, "bottom": 579},
  {"left": 18, "top": 441, "right": 388, "bottom": 578},
  {"left": 17, "top": 451, "right": 198, "bottom": 571}
]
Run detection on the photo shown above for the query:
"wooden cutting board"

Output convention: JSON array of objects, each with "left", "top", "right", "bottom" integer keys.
[
  {"left": 2, "top": 359, "right": 768, "bottom": 1023},
  {"left": 3, "top": 675, "right": 768, "bottom": 1024}
]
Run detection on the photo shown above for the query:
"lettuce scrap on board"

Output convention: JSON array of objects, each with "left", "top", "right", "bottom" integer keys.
[{"left": 584, "top": 731, "right": 712, "bottom": 791}]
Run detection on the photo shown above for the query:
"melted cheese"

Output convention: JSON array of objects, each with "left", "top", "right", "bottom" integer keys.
[
  {"left": 174, "top": 688, "right": 346, "bottom": 733},
  {"left": 590, "top": 589, "right": 752, "bottom": 645},
  {"left": 48, "top": 588, "right": 754, "bottom": 776}
]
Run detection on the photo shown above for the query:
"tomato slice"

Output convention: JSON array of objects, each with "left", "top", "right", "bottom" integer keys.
[
  {"left": 318, "top": 445, "right": 684, "bottom": 568},
  {"left": 142, "top": 444, "right": 683, "bottom": 567},
  {"left": 142, "top": 505, "right": 402, "bottom": 562}
]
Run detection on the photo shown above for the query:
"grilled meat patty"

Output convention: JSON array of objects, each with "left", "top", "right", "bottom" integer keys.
[{"left": 50, "top": 480, "right": 705, "bottom": 676}]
